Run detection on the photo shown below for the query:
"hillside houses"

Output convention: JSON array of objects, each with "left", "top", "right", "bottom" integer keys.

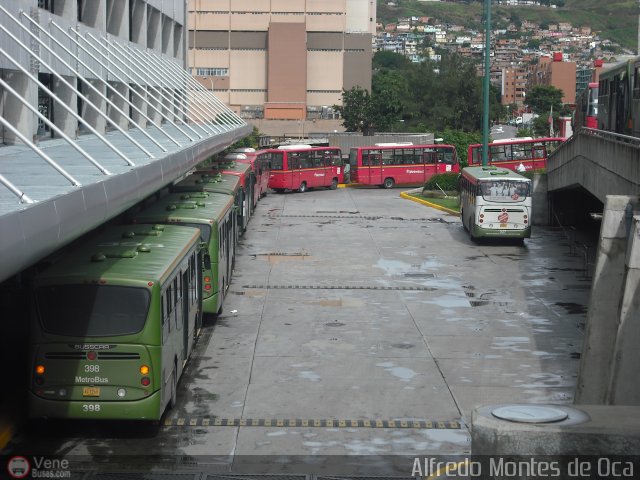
[{"left": 374, "top": 10, "right": 626, "bottom": 108}]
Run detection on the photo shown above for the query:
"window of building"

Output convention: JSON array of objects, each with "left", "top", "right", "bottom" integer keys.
[{"left": 196, "top": 68, "right": 229, "bottom": 76}]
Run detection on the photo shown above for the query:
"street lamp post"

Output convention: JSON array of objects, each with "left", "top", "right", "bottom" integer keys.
[
  {"left": 203, "top": 76, "right": 215, "bottom": 92},
  {"left": 482, "top": 0, "right": 492, "bottom": 167}
]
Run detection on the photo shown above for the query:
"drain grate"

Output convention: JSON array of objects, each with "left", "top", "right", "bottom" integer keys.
[
  {"left": 242, "top": 284, "right": 437, "bottom": 291},
  {"left": 270, "top": 214, "right": 435, "bottom": 222},
  {"left": 163, "top": 417, "right": 462, "bottom": 429}
]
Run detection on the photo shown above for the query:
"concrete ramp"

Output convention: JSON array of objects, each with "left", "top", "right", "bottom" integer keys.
[{"left": 547, "top": 129, "right": 640, "bottom": 204}]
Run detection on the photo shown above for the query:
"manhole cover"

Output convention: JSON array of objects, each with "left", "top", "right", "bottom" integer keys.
[{"left": 492, "top": 405, "right": 568, "bottom": 424}]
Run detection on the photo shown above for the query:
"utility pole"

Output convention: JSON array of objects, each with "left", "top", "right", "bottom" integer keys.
[{"left": 482, "top": 0, "right": 492, "bottom": 167}]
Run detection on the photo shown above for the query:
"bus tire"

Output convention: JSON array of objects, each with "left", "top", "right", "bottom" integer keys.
[
  {"left": 461, "top": 209, "right": 468, "bottom": 231},
  {"left": 383, "top": 178, "right": 394, "bottom": 189},
  {"left": 299, "top": 182, "right": 307, "bottom": 193},
  {"left": 329, "top": 178, "right": 338, "bottom": 190}
]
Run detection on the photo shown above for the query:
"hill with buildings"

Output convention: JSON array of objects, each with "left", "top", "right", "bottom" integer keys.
[{"left": 378, "top": 0, "right": 638, "bottom": 53}]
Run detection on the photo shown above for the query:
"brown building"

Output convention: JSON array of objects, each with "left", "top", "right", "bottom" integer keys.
[
  {"left": 188, "top": 0, "right": 375, "bottom": 123},
  {"left": 501, "top": 67, "right": 528, "bottom": 107},
  {"left": 527, "top": 54, "right": 577, "bottom": 105}
]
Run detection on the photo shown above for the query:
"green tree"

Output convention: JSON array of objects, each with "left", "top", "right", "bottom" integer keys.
[
  {"left": 435, "top": 129, "right": 482, "bottom": 168},
  {"left": 333, "top": 85, "right": 402, "bottom": 135},
  {"left": 525, "top": 85, "right": 563, "bottom": 116},
  {"left": 224, "top": 126, "right": 261, "bottom": 152},
  {"left": 373, "top": 51, "right": 413, "bottom": 71}
]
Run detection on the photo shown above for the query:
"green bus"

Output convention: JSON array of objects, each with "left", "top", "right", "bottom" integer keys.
[
  {"left": 131, "top": 192, "right": 236, "bottom": 315},
  {"left": 173, "top": 172, "right": 247, "bottom": 238},
  {"left": 29, "top": 224, "right": 202, "bottom": 421}
]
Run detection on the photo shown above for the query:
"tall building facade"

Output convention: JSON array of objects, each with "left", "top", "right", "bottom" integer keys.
[
  {"left": 188, "top": 0, "right": 376, "bottom": 121},
  {"left": 527, "top": 54, "right": 577, "bottom": 105},
  {"left": 501, "top": 67, "right": 527, "bottom": 107}
]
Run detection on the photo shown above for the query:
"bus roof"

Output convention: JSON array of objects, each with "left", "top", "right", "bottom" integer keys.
[
  {"left": 374, "top": 142, "right": 414, "bottom": 146},
  {"left": 224, "top": 153, "right": 248, "bottom": 161},
  {"left": 131, "top": 192, "right": 234, "bottom": 226},
  {"left": 277, "top": 144, "right": 313, "bottom": 150},
  {"left": 469, "top": 137, "right": 565, "bottom": 147},
  {"left": 172, "top": 172, "right": 241, "bottom": 195},
  {"left": 34, "top": 224, "right": 200, "bottom": 285},
  {"left": 462, "top": 166, "right": 531, "bottom": 181}
]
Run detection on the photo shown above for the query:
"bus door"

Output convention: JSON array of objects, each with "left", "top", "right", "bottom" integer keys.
[
  {"left": 314, "top": 151, "right": 329, "bottom": 187},
  {"left": 181, "top": 269, "right": 189, "bottom": 362},
  {"left": 423, "top": 148, "right": 438, "bottom": 181},
  {"left": 368, "top": 151, "right": 382, "bottom": 185},
  {"left": 289, "top": 156, "right": 301, "bottom": 190},
  {"left": 329, "top": 150, "right": 344, "bottom": 183}
]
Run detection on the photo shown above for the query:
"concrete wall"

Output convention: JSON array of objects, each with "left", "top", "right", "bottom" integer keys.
[
  {"left": 532, "top": 172, "right": 549, "bottom": 226},
  {"left": 576, "top": 195, "right": 640, "bottom": 405},
  {"left": 548, "top": 131, "right": 640, "bottom": 205}
]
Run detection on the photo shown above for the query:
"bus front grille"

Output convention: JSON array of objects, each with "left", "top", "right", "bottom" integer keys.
[
  {"left": 98, "top": 352, "right": 141, "bottom": 360},
  {"left": 45, "top": 352, "right": 86, "bottom": 360},
  {"left": 44, "top": 352, "right": 141, "bottom": 360}
]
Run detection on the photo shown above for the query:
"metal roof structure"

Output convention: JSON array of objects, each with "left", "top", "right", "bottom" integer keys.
[{"left": 0, "top": 3, "right": 251, "bottom": 283}]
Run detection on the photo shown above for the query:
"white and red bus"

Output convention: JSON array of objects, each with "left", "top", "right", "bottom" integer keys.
[
  {"left": 467, "top": 137, "right": 565, "bottom": 172},
  {"left": 348, "top": 143, "right": 460, "bottom": 188},
  {"left": 224, "top": 148, "right": 271, "bottom": 206},
  {"left": 267, "top": 145, "right": 344, "bottom": 193}
]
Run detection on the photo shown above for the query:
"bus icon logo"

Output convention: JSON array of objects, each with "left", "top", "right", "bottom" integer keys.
[
  {"left": 498, "top": 212, "right": 509, "bottom": 223},
  {"left": 7, "top": 456, "right": 30, "bottom": 478}
]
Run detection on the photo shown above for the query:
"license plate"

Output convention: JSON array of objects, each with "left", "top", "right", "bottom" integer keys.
[
  {"left": 82, "top": 387, "right": 100, "bottom": 397},
  {"left": 500, "top": 223, "right": 507, "bottom": 228}
]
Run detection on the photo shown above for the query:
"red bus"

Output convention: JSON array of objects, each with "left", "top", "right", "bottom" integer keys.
[
  {"left": 467, "top": 137, "right": 565, "bottom": 172},
  {"left": 348, "top": 143, "right": 460, "bottom": 188},
  {"left": 574, "top": 82, "right": 599, "bottom": 129},
  {"left": 196, "top": 162, "right": 254, "bottom": 229},
  {"left": 267, "top": 145, "right": 344, "bottom": 193},
  {"left": 225, "top": 148, "right": 271, "bottom": 205}
]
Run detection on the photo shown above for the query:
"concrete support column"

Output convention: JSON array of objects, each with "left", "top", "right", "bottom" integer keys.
[
  {"left": 107, "top": 81, "right": 128, "bottom": 130},
  {"left": 130, "top": 84, "right": 148, "bottom": 128},
  {"left": 1, "top": 71, "right": 36, "bottom": 145},
  {"left": 147, "top": 85, "right": 162, "bottom": 125},
  {"left": 608, "top": 214, "right": 640, "bottom": 404},
  {"left": 575, "top": 195, "right": 639, "bottom": 404},
  {"left": 532, "top": 172, "right": 549, "bottom": 226},
  {"left": 53, "top": 75, "right": 77, "bottom": 139},
  {"left": 82, "top": 79, "right": 106, "bottom": 133}
]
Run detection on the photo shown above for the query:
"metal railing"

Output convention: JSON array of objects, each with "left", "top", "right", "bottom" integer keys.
[{"left": 0, "top": 5, "right": 247, "bottom": 205}]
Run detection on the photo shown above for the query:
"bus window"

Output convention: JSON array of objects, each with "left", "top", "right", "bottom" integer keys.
[
  {"left": 439, "top": 149, "right": 456, "bottom": 164},
  {"left": 313, "top": 152, "right": 324, "bottom": 168},
  {"left": 423, "top": 148, "right": 436, "bottom": 164},
  {"left": 479, "top": 180, "right": 529, "bottom": 201},
  {"left": 381, "top": 150, "right": 394, "bottom": 165},
  {"left": 36, "top": 285, "right": 150, "bottom": 337},
  {"left": 270, "top": 152, "right": 283, "bottom": 170}
]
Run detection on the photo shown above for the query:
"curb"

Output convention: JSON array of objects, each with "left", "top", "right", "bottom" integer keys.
[{"left": 400, "top": 191, "right": 460, "bottom": 216}]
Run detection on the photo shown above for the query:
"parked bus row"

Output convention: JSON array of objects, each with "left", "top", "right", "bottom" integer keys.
[
  {"left": 217, "top": 144, "right": 463, "bottom": 193},
  {"left": 28, "top": 147, "right": 270, "bottom": 422}
]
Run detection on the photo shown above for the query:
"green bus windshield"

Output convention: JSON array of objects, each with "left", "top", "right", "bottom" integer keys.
[{"left": 36, "top": 285, "right": 150, "bottom": 337}]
